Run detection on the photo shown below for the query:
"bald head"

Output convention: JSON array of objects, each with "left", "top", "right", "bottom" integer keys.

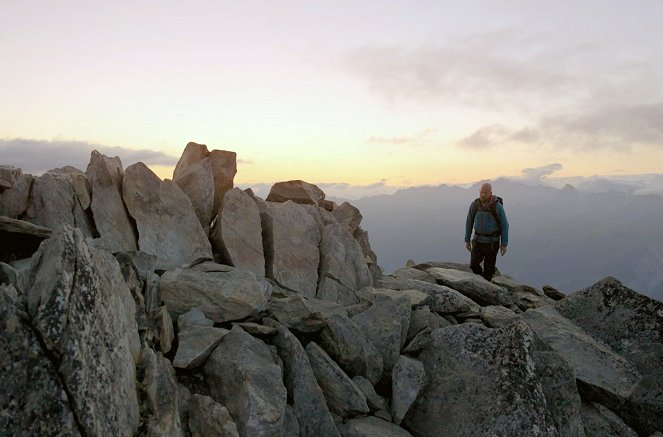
[{"left": 479, "top": 183, "right": 492, "bottom": 202}]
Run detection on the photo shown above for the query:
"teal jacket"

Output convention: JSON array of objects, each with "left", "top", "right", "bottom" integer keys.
[{"left": 465, "top": 197, "right": 509, "bottom": 246}]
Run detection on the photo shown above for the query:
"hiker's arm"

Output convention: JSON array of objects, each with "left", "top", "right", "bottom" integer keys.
[
  {"left": 498, "top": 203, "right": 509, "bottom": 247},
  {"left": 464, "top": 203, "right": 475, "bottom": 247}
]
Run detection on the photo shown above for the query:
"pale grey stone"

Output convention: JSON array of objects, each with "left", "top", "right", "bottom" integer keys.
[
  {"left": 123, "top": 162, "right": 213, "bottom": 270},
  {"left": 85, "top": 150, "right": 137, "bottom": 252},
  {"left": 493, "top": 274, "right": 554, "bottom": 310},
  {"left": 174, "top": 156, "right": 215, "bottom": 235},
  {"left": 160, "top": 265, "right": 271, "bottom": 322},
  {"left": 0, "top": 166, "right": 32, "bottom": 218},
  {"left": 266, "top": 179, "right": 326, "bottom": 207},
  {"left": 580, "top": 402, "right": 638, "bottom": 437},
  {"left": 351, "top": 376, "right": 389, "bottom": 412},
  {"left": 305, "top": 341, "right": 370, "bottom": 418},
  {"left": 404, "top": 322, "right": 557, "bottom": 437},
  {"left": 263, "top": 319, "right": 340, "bottom": 437},
  {"left": 391, "top": 355, "right": 425, "bottom": 425},
  {"left": 426, "top": 267, "right": 514, "bottom": 307},
  {"left": 481, "top": 305, "right": 522, "bottom": 329},
  {"left": 142, "top": 347, "right": 182, "bottom": 437},
  {"left": 178, "top": 307, "right": 214, "bottom": 330},
  {"left": 204, "top": 325, "right": 287, "bottom": 437},
  {"left": 260, "top": 200, "right": 320, "bottom": 297},
  {"left": 356, "top": 287, "right": 429, "bottom": 307},
  {"left": 188, "top": 394, "right": 240, "bottom": 437},
  {"left": 378, "top": 275, "right": 480, "bottom": 314},
  {"left": 211, "top": 187, "right": 265, "bottom": 277},
  {"left": 406, "top": 306, "right": 449, "bottom": 343},
  {"left": 23, "top": 226, "right": 140, "bottom": 436},
  {"left": 332, "top": 201, "right": 362, "bottom": 234},
  {"left": 174, "top": 325, "right": 229, "bottom": 369},
  {"left": 319, "top": 313, "right": 384, "bottom": 385},
  {"left": 339, "top": 416, "right": 413, "bottom": 437},
  {"left": 267, "top": 295, "right": 347, "bottom": 333}
]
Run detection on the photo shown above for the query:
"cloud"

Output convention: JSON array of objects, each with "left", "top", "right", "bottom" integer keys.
[
  {"left": 367, "top": 129, "right": 438, "bottom": 146},
  {"left": 457, "top": 124, "right": 511, "bottom": 149},
  {"left": 519, "top": 163, "right": 563, "bottom": 183},
  {"left": 237, "top": 179, "right": 400, "bottom": 201},
  {"left": 0, "top": 138, "right": 179, "bottom": 174}
]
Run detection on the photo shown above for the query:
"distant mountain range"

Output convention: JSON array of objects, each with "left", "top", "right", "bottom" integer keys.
[{"left": 353, "top": 179, "right": 663, "bottom": 302}]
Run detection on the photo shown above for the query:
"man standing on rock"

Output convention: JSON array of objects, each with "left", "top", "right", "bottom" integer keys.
[{"left": 464, "top": 182, "right": 509, "bottom": 281}]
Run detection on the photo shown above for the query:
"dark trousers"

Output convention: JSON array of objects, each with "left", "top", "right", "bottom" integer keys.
[{"left": 470, "top": 241, "right": 499, "bottom": 281}]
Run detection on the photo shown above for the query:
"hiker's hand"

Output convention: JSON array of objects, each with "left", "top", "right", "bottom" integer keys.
[
  {"left": 500, "top": 246, "right": 507, "bottom": 256},
  {"left": 465, "top": 243, "right": 471, "bottom": 252}
]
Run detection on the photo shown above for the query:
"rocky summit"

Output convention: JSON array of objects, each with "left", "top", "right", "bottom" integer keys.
[{"left": 1, "top": 144, "right": 662, "bottom": 437}]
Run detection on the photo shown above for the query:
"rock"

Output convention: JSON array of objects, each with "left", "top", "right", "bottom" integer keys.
[
  {"left": 260, "top": 201, "right": 320, "bottom": 297},
  {"left": 155, "top": 306, "right": 174, "bottom": 354},
  {"left": 23, "top": 225, "right": 140, "bottom": 436},
  {"left": 580, "top": 402, "right": 638, "bottom": 437},
  {"left": 266, "top": 179, "right": 326, "bottom": 207},
  {"left": 522, "top": 305, "right": 642, "bottom": 413},
  {"left": 123, "top": 162, "right": 212, "bottom": 269},
  {"left": 404, "top": 322, "right": 557, "bottom": 436},
  {"left": 413, "top": 261, "right": 472, "bottom": 273},
  {"left": 142, "top": 347, "right": 182, "bottom": 436},
  {"left": 25, "top": 170, "right": 95, "bottom": 237},
  {"left": 317, "top": 224, "right": 374, "bottom": 305},
  {"left": 0, "top": 166, "right": 32, "bottom": 218},
  {"left": 406, "top": 306, "right": 450, "bottom": 343},
  {"left": 0, "top": 216, "right": 52, "bottom": 262},
  {"left": 210, "top": 187, "right": 265, "bottom": 277},
  {"left": 481, "top": 305, "right": 522, "bottom": 329},
  {"left": 173, "top": 313, "right": 228, "bottom": 369},
  {"left": 160, "top": 264, "right": 271, "bottom": 322},
  {"left": 492, "top": 274, "right": 554, "bottom": 310},
  {"left": 267, "top": 295, "right": 347, "bottom": 333},
  {"left": 234, "top": 322, "right": 277, "bottom": 336},
  {"left": 391, "top": 267, "right": 437, "bottom": 283},
  {"left": 188, "top": 394, "right": 240, "bottom": 437},
  {"left": 204, "top": 325, "right": 287, "bottom": 437},
  {"left": 319, "top": 313, "right": 384, "bottom": 385},
  {"left": 178, "top": 306, "right": 214, "bottom": 330},
  {"left": 283, "top": 405, "right": 300, "bottom": 437},
  {"left": 426, "top": 267, "right": 514, "bottom": 307},
  {"left": 332, "top": 201, "right": 362, "bottom": 234},
  {"left": 378, "top": 275, "right": 480, "bottom": 314},
  {"left": 85, "top": 151, "right": 137, "bottom": 252},
  {"left": 352, "top": 296, "right": 411, "bottom": 371},
  {"left": 356, "top": 287, "right": 429, "bottom": 307},
  {"left": 543, "top": 284, "right": 566, "bottom": 300},
  {"left": 403, "top": 327, "right": 434, "bottom": 354},
  {"left": 305, "top": 341, "right": 370, "bottom": 418},
  {"left": 338, "top": 416, "right": 413, "bottom": 437},
  {"left": 533, "top": 351, "right": 585, "bottom": 437},
  {"left": 391, "top": 355, "right": 425, "bottom": 425},
  {"left": 554, "top": 277, "right": 663, "bottom": 435},
  {"left": 351, "top": 376, "right": 389, "bottom": 412},
  {"left": 173, "top": 142, "right": 237, "bottom": 218},
  {"left": 0, "top": 284, "right": 79, "bottom": 436},
  {"left": 174, "top": 152, "right": 215, "bottom": 235},
  {"left": 263, "top": 319, "right": 340, "bottom": 437},
  {"left": 177, "top": 383, "right": 192, "bottom": 435}
]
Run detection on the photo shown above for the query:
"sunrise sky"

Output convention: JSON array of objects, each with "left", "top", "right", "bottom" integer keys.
[{"left": 2, "top": 0, "right": 662, "bottom": 198}]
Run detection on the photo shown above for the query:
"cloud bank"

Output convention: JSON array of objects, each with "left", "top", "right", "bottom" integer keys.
[{"left": 0, "top": 138, "right": 179, "bottom": 174}]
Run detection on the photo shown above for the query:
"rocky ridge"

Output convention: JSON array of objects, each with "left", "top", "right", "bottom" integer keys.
[{"left": 1, "top": 143, "right": 662, "bottom": 436}]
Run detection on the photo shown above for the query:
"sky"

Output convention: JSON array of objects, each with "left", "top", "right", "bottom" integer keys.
[{"left": 2, "top": 0, "right": 663, "bottom": 199}]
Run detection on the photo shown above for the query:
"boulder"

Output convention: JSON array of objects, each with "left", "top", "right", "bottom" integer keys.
[
  {"left": 406, "top": 306, "right": 450, "bottom": 343},
  {"left": 204, "top": 325, "right": 287, "bottom": 437},
  {"left": 351, "top": 376, "right": 389, "bottom": 413},
  {"left": 123, "top": 162, "right": 213, "bottom": 270},
  {"left": 492, "top": 274, "right": 554, "bottom": 310},
  {"left": 481, "top": 305, "right": 522, "bottom": 329},
  {"left": 210, "top": 187, "right": 265, "bottom": 277},
  {"left": 25, "top": 170, "right": 95, "bottom": 237},
  {"left": 174, "top": 154, "right": 215, "bottom": 235},
  {"left": 317, "top": 223, "right": 374, "bottom": 305},
  {"left": 0, "top": 165, "right": 32, "bottom": 218},
  {"left": 404, "top": 322, "right": 557, "bottom": 436},
  {"left": 318, "top": 313, "right": 384, "bottom": 385},
  {"left": 522, "top": 305, "right": 642, "bottom": 411},
  {"left": 188, "top": 394, "right": 240, "bottom": 437},
  {"left": 580, "top": 402, "right": 638, "bottom": 437},
  {"left": 263, "top": 319, "right": 340, "bottom": 437},
  {"left": 352, "top": 296, "right": 411, "bottom": 371},
  {"left": 266, "top": 179, "right": 326, "bottom": 207},
  {"left": 391, "top": 355, "right": 425, "bottom": 425},
  {"left": 378, "top": 275, "right": 480, "bottom": 314},
  {"left": 338, "top": 416, "right": 413, "bottom": 437},
  {"left": 543, "top": 284, "right": 566, "bottom": 300},
  {"left": 260, "top": 201, "right": 320, "bottom": 297},
  {"left": 142, "top": 347, "right": 182, "bottom": 436},
  {"left": 554, "top": 277, "right": 663, "bottom": 435},
  {"left": 356, "top": 287, "right": 429, "bottom": 307},
  {"left": 305, "top": 341, "right": 370, "bottom": 418},
  {"left": 0, "top": 216, "right": 52, "bottom": 262},
  {"left": 85, "top": 151, "right": 137, "bottom": 252},
  {"left": 391, "top": 267, "right": 437, "bottom": 283},
  {"left": 160, "top": 265, "right": 271, "bottom": 323},
  {"left": 173, "top": 142, "right": 237, "bottom": 217},
  {"left": 173, "top": 308, "right": 229, "bottom": 369},
  {"left": 0, "top": 284, "right": 79, "bottom": 436},
  {"left": 267, "top": 295, "right": 347, "bottom": 333},
  {"left": 23, "top": 225, "right": 140, "bottom": 436},
  {"left": 426, "top": 267, "right": 514, "bottom": 307},
  {"left": 332, "top": 201, "right": 362, "bottom": 234}
]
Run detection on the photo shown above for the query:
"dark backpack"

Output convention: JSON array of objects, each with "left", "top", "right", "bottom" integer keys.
[{"left": 471, "top": 196, "right": 503, "bottom": 236}]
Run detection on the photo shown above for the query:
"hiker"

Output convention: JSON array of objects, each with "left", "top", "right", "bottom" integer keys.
[{"left": 464, "top": 182, "right": 509, "bottom": 281}]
